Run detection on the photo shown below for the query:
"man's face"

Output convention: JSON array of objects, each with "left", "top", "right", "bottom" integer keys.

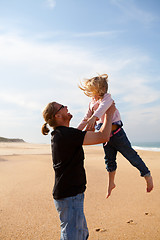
[{"left": 55, "top": 103, "right": 72, "bottom": 122}]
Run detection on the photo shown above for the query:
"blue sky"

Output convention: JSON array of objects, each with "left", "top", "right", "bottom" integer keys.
[{"left": 0, "top": 0, "right": 160, "bottom": 143}]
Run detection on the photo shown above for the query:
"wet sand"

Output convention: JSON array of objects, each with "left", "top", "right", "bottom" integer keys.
[{"left": 0, "top": 143, "right": 159, "bottom": 240}]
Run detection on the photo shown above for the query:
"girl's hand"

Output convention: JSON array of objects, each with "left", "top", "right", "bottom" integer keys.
[{"left": 86, "top": 116, "right": 97, "bottom": 131}]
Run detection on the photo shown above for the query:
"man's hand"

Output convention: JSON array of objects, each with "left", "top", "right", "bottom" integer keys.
[
  {"left": 83, "top": 103, "right": 116, "bottom": 145},
  {"left": 85, "top": 116, "right": 97, "bottom": 131}
]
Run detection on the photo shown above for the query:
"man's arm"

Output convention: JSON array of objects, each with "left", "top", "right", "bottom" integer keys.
[
  {"left": 85, "top": 94, "right": 113, "bottom": 131},
  {"left": 83, "top": 103, "right": 115, "bottom": 145}
]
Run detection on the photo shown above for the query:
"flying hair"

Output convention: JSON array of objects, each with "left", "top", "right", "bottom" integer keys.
[{"left": 79, "top": 74, "right": 108, "bottom": 98}]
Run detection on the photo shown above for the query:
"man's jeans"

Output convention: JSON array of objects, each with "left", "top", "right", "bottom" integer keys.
[
  {"left": 103, "top": 128, "right": 150, "bottom": 177},
  {"left": 54, "top": 193, "right": 89, "bottom": 240}
]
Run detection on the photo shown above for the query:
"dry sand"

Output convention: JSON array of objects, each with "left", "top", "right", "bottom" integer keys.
[{"left": 0, "top": 143, "right": 160, "bottom": 240}]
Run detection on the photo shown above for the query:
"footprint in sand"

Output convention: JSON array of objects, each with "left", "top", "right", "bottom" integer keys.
[
  {"left": 126, "top": 219, "right": 137, "bottom": 225},
  {"left": 145, "top": 212, "right": 153, "bottom": 216},
  {"left": 95, "top": 228, "right": 107, "bottom": 232}
]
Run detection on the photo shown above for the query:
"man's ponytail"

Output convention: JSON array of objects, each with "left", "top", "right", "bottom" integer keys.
[{"left": 41, "top": 123, "right": 50, "bottom": 135}]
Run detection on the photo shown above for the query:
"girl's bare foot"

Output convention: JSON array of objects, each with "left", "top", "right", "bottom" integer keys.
[
  {"left": 144, "top": 175, "right": 153, "bottom": 192},
  {"left": 106, "top": 183, "right": 116, "bottom": 198}
]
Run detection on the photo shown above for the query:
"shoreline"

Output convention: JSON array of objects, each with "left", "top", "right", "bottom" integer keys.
[{"left": 0, "top": 142, "right": 160, "bottom": 157}]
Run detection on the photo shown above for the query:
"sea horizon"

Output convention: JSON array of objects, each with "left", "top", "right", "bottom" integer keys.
[
  {"left": 132, "top": 141, "right": 160, "bottom": 152},
  {"left": 94, "top": 141, "right": 160, "bottom": 152}
]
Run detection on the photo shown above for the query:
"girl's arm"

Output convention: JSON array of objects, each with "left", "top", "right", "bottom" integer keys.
[
  {"left": 85, "top": 94, "right": 113, "bottom": 130},
  {"left": 77, "top": 102, "right": 93, "bottom": 130},
  {"left": 83, "top": 103, "right": 116, "bottom": 145},
  {"left": 93, "top": 93, "right": 113, "bottom": 120},
  {"left": 85, "top": 116, "right": 97, "bottom": 131}
]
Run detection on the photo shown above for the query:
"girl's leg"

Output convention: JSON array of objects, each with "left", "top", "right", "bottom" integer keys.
[
  {"left": 103, "top": 142, "right": 117, "bottom": 198},
  {"left": 144, "top": 175, "right": 153, "bottom": 192},
  {"left": 107, "top": 171, "right": 116, "bottom": 198},
  {"left": 112, "top": 128, "right": 153, "bottom": 192}
]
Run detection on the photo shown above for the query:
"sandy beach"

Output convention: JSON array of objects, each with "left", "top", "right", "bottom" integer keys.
[{"left": 0, "top": 143, "right": 159, "bottom": 240}]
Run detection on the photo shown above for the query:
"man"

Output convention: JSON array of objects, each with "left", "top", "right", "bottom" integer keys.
[{"left": 42, "top": 101, "right": 116, "bottom": 240}]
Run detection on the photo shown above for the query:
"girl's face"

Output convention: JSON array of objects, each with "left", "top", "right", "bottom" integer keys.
[{"left": 92, "top": 94, "right": 100, "bottom": 101}]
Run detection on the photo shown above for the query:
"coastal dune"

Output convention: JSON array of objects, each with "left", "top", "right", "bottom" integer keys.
[{"left": 0, "top": 143, "right": 159, "bottom": 240}]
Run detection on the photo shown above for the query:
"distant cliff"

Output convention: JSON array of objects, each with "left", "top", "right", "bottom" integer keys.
[{"left": 0, "top": 137, "right": 25, "bottom": 142}]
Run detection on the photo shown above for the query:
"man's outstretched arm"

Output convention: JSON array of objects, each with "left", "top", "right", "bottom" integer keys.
[{"left": 83, "top": 103, "right": 116, "bottom": 145}]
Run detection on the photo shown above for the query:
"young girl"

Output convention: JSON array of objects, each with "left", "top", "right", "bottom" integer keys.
[{"left": 78, "top": 74, "right": 153, "bottom": 198}]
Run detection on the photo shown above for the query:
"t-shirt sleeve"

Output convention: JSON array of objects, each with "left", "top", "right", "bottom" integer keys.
[
  {"left": 67, "top": 128, "right": 86, "bottom": 147},
  {"left": 53, "top": 127, "right": 86, "bottom": 149}
]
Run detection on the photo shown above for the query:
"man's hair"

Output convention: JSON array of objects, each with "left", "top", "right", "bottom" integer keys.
[
  {"left": 79, "top": 74, "right": 108, "bottom": 98},
  {"left": 41, "top": 102, "right": 58, "bottom": 135}
]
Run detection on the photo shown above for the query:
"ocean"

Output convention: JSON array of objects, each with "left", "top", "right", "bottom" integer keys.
[
  {"left": 96, "top": 142, "right": 160, "bottom": 152},
  {"left": 132, "top": 142, "right": 160, "bottom": 152}
]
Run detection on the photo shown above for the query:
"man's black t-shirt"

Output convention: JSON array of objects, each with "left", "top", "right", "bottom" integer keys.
[{"left": 51, "top": 126, "right": 87, "bottom": 200}]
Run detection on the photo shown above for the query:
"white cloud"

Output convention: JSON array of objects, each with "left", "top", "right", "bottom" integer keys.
[
  {"left": 115, "top": 76, "right": 160, "bottom": 105},
  {"left": 0, "top": 31, "right": 159, "bottom": 142},
  {"left": 126, "top": 105, "right": 160, "bottom": 125},
  {"left": 74, "top": 30, "right": 124, "bottom": 38},
  {"left": 0, "top": 92, "right": 41, "bottom": 110},
  {"left": 46, "top": 0, "right": 56, "bottom": 9}
]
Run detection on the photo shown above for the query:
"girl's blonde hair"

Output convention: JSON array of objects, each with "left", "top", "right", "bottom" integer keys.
[
  {"left": 79, "top": 74, "right": 108, "bottom": 98},
  {"left": 41, "top": 102, "right": 58, "bottom": 135}
]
